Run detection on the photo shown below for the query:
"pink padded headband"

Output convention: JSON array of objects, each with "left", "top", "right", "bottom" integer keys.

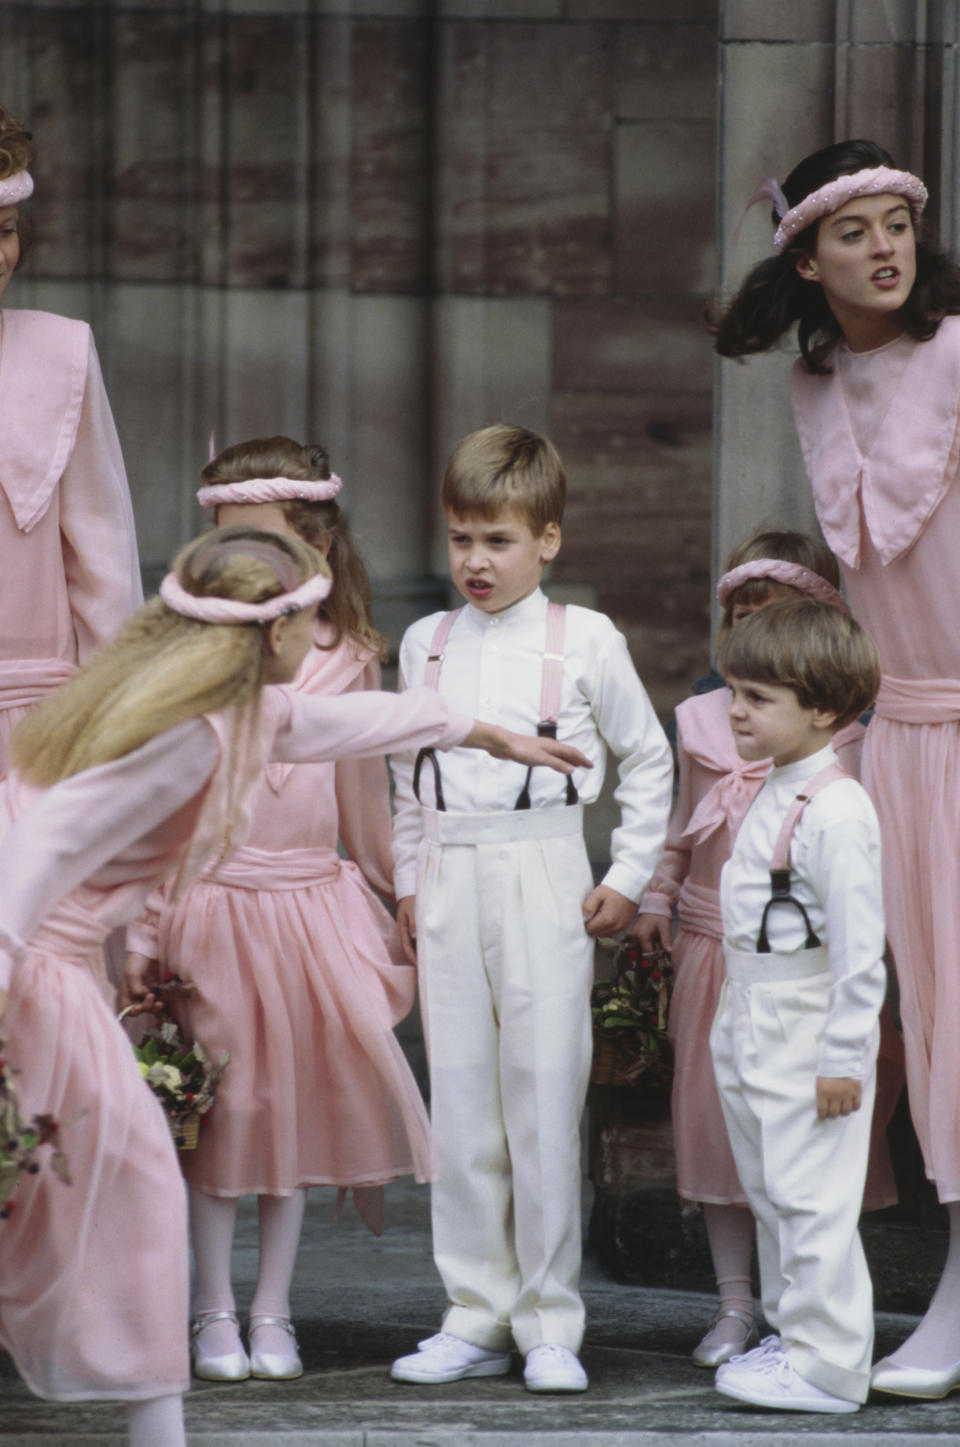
[
  {"left": 197, "top": 475, "right": 343, "bottom": 508},
  {"left": 0, "top": 170, "right": 33, "bottom": 207},
  {"left": 771, "top": 166, "right": 927, "bottom": 251},
  {"left": 159, "top": 536, "right": 332, "bottom": 624},
  {"left": 717, "top": 559, "right": 850, "bottom": 615}
]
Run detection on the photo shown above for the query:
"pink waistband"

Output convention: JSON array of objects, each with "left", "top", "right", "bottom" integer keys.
[
  {"left": 204, "top": 843, "right": 342, "bottom": 891},
  {"left": 676, "top": 879, "right": 723, "bottom": 941},
  {"left": 0, "top": 656, "right": 76, "bottom": 711},
  {"left": 874, "top": 674, "right": 960, "bottom": 724}
]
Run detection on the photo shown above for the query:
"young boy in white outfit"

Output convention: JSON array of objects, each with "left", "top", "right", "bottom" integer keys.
[
  {"left": 711, "top": 596, "right": 886, "bottom": 1414},
  {"left": 389, "top": 424, "right": 672, "bottom": 1393}
]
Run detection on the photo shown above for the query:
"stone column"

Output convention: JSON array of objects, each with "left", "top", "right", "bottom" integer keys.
[{"left": 714, "top": 0, "right": 957, "bottom": 600}]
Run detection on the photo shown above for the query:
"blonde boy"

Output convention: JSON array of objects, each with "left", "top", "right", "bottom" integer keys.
[
  {"left": 711, "top": 598, "right": 885, "bottom": 1414},
  {"left": 389, "top": 424, "right": 672, "bottom": 1393}
]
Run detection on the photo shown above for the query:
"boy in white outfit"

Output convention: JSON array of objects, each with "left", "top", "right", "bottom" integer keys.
[
  {"left": 389, "top": 424, "right": 672, "bottom": 1393},
  {"left": 711, "top": 596, "right": 886, "bottom": 1414}
]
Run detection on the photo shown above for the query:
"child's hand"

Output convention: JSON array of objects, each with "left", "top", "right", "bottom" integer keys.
[
  {"left": 121, "top": 951, "right": 164, "bottom": 1017},
  {"left": 464, "top": 723, "right": 592, "bottom": 775},
  {"left": 631, "top": 913, "right": 673, "bottom": 954},
  {"left": 582, "top": 885, "right": 636, "bottom": 938},
  {"left": 816, "top": 1075, "right": 862, "bottom": 1120},
  {"left": 397, "top": 896, "right": 418, "bottom": 965}
]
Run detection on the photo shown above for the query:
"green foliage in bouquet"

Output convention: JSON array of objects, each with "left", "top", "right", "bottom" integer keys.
[
  {"left": 590, "top": 938, "right": 674, "bottom": 1093},
  {"left": 132, "top": 1018, "right": 229, "bottom": 1150},
  {"left": 0, "top": 1044, "right": 74, "bottom": 1219}
]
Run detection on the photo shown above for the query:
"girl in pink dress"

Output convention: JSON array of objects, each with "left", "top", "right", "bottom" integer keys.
[
  {"left": 134, "top": 437, "right": 433, "bottom": 1385},
  {"left": 634, "top": 526, "right": 901, "bottom": 1369},
  {"left": 0, "top": 524, "right": 586, "bottom": 1447},
  {"left": 715, "top": 139, "right": 960, "bottom": 1396},
  {"left": 0, "top": 105, "right": 141, "bottom": 769}
]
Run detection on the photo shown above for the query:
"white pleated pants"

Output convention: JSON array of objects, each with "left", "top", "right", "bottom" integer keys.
[
  {"left": 710, "top": 948, "right": 878, "bottom": 1404},
  {"left": 415, "top": 806, "right": 594, "bottom": 1354}
]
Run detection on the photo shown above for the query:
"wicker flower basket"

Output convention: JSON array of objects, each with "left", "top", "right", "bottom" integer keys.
[
  {"left": 120, "top": 1000, "right": 228, "bottom": 1155},
  {"left": 590, "top": 938, "right": 674, "bottom": 1095}
]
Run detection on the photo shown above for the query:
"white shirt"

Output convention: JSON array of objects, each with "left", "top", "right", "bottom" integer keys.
[
  {"left": 391, "top": 588, "right": 673, "bottom": 902},
  {"left": 720, "top": 742, "right": 886, "bottom": 1079}
]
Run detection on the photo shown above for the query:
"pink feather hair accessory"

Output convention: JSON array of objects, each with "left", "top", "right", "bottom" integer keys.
[
  {"left": 197, "top": 475, "right": 343, "bottom": 509},
  {"left": 0, "top": 170, "right": 33, "bottom": 206},
  {"left": 716, "top": 559, "right": 850, "bottom": 615},
  {"left": 771, "top": 166, "right": 927, "bottom": 251}
]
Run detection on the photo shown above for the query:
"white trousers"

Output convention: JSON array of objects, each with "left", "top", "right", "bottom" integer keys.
[
  {"left": 415, "top": 807, "right": 594, "bottom": 1354},
  {"left": 710, "top": 948, "right": 878, "bottom": 1404}
]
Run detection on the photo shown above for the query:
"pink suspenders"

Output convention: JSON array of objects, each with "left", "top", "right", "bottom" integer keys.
[
  {"left": 755, "top": 763, "right": 849, "bottom": 954},
  {"left": 412, "top": 600, "right": 578, "bottom": 811}
]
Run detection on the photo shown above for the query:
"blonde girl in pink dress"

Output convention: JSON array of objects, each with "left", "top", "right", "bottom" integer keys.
[
  {"left": 0, "top": 105, "right": 141, "bottom": 769},
  {"left": 716, "top": 139, "right": 960, "bottom": 1396},
  {"left": 634, "top": 526, "right": 901, "bottom": 1369},
  {"left": 0, "top": 525, "right": 587, "bottom": 1447},
  {"left": 132, "top": 437, "right": 434, "bottom": 1385}
]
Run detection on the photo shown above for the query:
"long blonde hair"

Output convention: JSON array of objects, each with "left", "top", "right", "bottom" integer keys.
[
  {"left": 203, "top": 435, "right": 386, "bottom": 661},
  {"left": 13, "top": 527, "right": 329, "bottom": 787}
]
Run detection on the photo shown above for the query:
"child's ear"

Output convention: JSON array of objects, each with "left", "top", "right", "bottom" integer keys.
[
  {"left": 812, "top": 706, "right": 838, "bottom": 733},
  {"left": 540, "top": 522, "right": 561, "bottom": 563},
  {"left": 264, "top": 616, "right": 287, "bottom": 657},
  {"left": 795, "top": 252, "right": 820, "bottom": 283}
]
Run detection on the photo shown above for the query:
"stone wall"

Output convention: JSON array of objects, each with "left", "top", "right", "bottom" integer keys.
[{"left": 0, "top": 0, "right": 719, "bottom": 758}]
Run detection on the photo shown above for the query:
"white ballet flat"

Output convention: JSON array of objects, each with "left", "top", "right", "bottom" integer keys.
[
  {"left": 691, "top": 1306, "right": 758, "bottom": 1367},
  {"left": 191, "top": 1310, "right": 250, "bottom": 1382},
  {"left": 248, "top": 1314, "right": 303, "bottom": 1380}
]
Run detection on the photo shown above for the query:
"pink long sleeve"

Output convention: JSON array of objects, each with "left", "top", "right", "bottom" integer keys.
[
  {"left": 271, "top": 686, "right": 473, "bottom": 765},
  {"left": 333, "top": 658, "right": 397, "bottom": 900},
  {"left": 639, "top": 736, "right": 693, "bottom": 918},
  {"left": 58, "top": 337, "right": 143, "bottom": 659}
]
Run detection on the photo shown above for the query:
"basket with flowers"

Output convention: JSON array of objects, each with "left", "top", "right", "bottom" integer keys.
[
  {"left": 120, "top": 980, "right": 229, "bottom": 1150},
  {"left": 0, "top": 1044, "right": 74, "bottom": 1219},
  {"left": 590, "top": 937, "right": 674, "bottom": 1094}
]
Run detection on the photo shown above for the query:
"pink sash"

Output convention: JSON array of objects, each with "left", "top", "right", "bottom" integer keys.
[{"left": 873, "top": 674, "right": 960, "bottom": 724}]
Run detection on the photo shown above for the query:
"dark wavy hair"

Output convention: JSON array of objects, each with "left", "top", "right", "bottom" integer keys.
[{"left": 712, "top": 139, "right": 960, "bottom": 373}]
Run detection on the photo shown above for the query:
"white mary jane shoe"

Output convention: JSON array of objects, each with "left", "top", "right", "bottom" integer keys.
[
  {"left": 248, "top": 1315, "right": 303, "bottom": 1380},
  {"left": 191, "top": 1310, "right": 250, "bottom": 1382}
]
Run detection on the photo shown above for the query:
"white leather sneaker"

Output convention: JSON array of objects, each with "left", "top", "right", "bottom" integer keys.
[
  {"left": 391, "top": 1332, "right": 511, "bottom": 1384},
  {"left": 523, "top": 1344, "right": 588, "bottom": 1393},
  {"left": 716, "top": 1352, "right": 858, "bottom": 1413}
]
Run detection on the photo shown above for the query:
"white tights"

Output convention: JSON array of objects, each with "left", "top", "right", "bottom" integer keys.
[
  {"left": 888, "top": 1200, "right": 960, "bottom": 1368},
  {"left": 190, "top": 1186, "right": 307, "bottom": 1357},
  {"left": 127, "top": 1394, "right": 186, "bottom": 1447}
]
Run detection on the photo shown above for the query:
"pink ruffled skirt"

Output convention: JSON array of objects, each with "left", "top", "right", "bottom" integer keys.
[
  {"left": 0, "top": 947, "right": 189, "bottom": 1401},
  {"left": 159, "top": 858, "right": 434, "bottom": 1197}
]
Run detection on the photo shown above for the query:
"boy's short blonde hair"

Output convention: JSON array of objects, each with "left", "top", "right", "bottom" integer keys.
[
  {"left": 441, "top": 424, "right": 566, "bottom": 535},
  {"left": 717, "top": 595, "right": 880, "bottom": 730}
]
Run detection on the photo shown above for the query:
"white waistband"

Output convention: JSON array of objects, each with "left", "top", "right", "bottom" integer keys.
[
  {"left": 421, "top": 804, "right": 584, "bottom": 845},
  {"left": 724, "top": 945, "right": 829, "bottom": 984}
]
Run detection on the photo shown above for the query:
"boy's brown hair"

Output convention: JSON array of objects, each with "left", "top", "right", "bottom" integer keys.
[
  {"left": 717, "top": 595, "right": 880, "bottom": 730},
  {"left": 717, "top": 527, "right": 841, "bottom": 644},
  {"left": 441, "top": 424, "right": 566, "bottom": 535}
]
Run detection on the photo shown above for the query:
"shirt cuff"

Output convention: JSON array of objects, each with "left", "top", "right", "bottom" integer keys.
[
  {"left": 638, "top": 889, "right": 674, "bottom": 917},
  {"left": 438, "top": 708, "right": 475, "bottom": 749},
  {"left": 601, "top": 864, "right": 644, "bottom": 906}
]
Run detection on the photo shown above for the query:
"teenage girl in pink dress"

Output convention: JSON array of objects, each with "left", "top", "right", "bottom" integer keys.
[
  {"left": 0, "top": 524, "right": 587, "bottom": 1447},
  {"left": 634, "top": 525, "right": 902, "bottom": 1368},
  {"left": 130, "top": 437, "right": 433, "bottom": 1384},
  {"left": 715, "top": 139, "right": 960, "bottom": 1397},
  {"left": 0, "top": 104, "right": 141, "bottom": 769}
]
